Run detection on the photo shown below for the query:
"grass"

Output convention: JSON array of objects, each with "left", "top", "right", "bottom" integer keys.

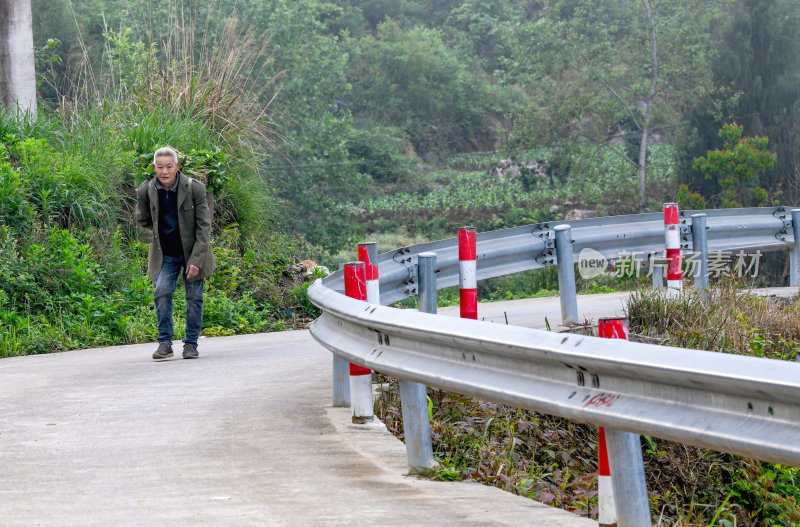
[{"left": 627, "top": 280, "right": 800, "bottom": 360}]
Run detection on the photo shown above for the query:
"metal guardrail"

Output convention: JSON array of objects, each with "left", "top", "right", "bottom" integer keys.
[
  {"left": 321, "top": 207, "right": 796, "bottom": 304},
  {"left": 308, "top": 206, "right": 800, "bottom": 465},
  {"left": 309, "top": 284, "right": 800, "bottom": 467}
]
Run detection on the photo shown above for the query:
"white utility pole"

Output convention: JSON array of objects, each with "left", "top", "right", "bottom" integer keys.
[{"left": 0, "top": 0, "right": 37, "bottom": 117}]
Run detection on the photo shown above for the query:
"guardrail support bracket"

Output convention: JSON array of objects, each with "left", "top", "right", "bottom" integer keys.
[
  {"left": 554, "top": 225, "right": 579, "bottom": 325},
  {"left": 691, "top": 214, "right": 709, "bottom": 300}
]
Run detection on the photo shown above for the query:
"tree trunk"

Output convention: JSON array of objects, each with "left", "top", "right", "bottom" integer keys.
[
  {"left": 0, "top": 0, "right": 37, "bottom": 117},
  {"left": 640, "top": 0, "right": 659, "bottom": 212},
  {"left": 206, "top": 191, "right": 215, "bottom": 223},
  {"left": 639, "top": 125, "right": 650, "bottom": 212}
]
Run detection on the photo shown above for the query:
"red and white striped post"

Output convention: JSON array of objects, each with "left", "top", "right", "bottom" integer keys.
[
  {"left": 344, "top": 261, "right": 373, "bottom": 423},
  {"left": 597, "top": 427, "right": 614, "bottom": 526},
  {"left": 358, "top": 242, "right": 380, "bottom": 304},
  {"left": 597, "top": 318, "right": 629, "bottom": 526},
  {"left": 459, "top": 226, "right": 478, "bottom": 320},
  {"left": 664, "top": 202, "right": 682, "bottom": 298}
]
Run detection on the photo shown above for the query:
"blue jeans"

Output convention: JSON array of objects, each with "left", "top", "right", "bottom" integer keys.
[{"left": 154, "top": 254, "right": 204, "bottom": 347}]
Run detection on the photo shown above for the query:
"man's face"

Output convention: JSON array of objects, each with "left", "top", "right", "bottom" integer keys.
[{"left": 153, "top": 155, "right": 179, "bottom": 188}]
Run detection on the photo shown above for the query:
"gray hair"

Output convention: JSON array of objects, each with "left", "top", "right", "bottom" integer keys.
[{"left": 153, "top": 147, "right": 178, "bottom": 165}]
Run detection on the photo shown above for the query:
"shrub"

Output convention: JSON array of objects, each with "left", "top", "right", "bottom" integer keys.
[{"left": 346, "top": 125, "right": 416, "bottom": 184}]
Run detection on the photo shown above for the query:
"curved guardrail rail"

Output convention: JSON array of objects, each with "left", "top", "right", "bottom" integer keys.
[
  {"left": 308, "top": 206, "right": 800, "bottom": 468},
  {"left": 309, "top": 284, "right": 800, "bottom": 466},
  {"left": 321, "top": 207, "right": 795, "bottom": 304}
]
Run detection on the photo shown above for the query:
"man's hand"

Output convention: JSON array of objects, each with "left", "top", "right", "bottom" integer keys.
[{"left": 186, "top": 264, "right": 200, "bottom": 279}]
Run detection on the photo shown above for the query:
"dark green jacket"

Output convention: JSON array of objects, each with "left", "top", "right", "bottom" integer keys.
[{"left": 135, "top": 174, "right": 216, "bottom": 282}]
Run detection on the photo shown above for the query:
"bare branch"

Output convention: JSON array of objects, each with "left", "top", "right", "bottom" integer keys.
[
  {"left": 605, "top": 143, "right": 640, "bottom": 169},
  {"left": 572, "top": 53, "right": 643, "bottom": 131}
]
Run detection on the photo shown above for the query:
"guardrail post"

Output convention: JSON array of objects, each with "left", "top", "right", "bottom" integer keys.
[
  {"left": 333, "top": 262, "right": 350, "bottom": 407},
  {"left": 598, "top": 318, "right": 651, "bottom": 527},
  {"left": 358, "top": 241, "right": 380, "bottom": 304},
  {"left": 554, "top": 225, "right": 578, "bottom": 325},
  {"left": 791, "top": 210, "right": 800, "bottom": 287},
  {"left": 418, "top": 252, "right": 437, "bottom": 315},
  {"left": 597, "top": 427, "right": 615, "bottom": 526},
  {"left": 359, "top": 242, "right": 381, "bottom": 382},
  {"left": 344, "top": 261, "right": 373, "bottom": 423},
  {"left": 793, "top": 209, "right": 800, "bottom": 361},
  {"left": 397, "top": 251, "right": 436, "bottom": 469},
  {"left": 459, "top": 226, "right": 478, "bottom": 320},
  {"left": 332, "top": 355, "right": 350, "bottom": 407},
  {"left": 650, "top": 251, "right": 664, "bottom": 290},
  {"left": 604, "top": 429, "right": 651, "bottom": 526},
  {"left": 664, "top": 203, "right": 682, "bottom": 298},
  {"left": 691, "top": 214, "right": 709, "bottom": 300},
  {"left": 597, "top": 319, "right": 623, "bottom": 526}
]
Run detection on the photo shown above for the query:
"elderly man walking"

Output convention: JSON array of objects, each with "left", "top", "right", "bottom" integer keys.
[{"left": 136, "top": 146, "right": 216, "bottom": 360}]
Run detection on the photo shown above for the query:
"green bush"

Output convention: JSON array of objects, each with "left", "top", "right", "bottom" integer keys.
[
  {"left": 0, "top": 155, "right": 35, "bottom": 233},
  {"left": 346, "top": 125, "right": 416, "bottom": 184},
  {"left": 0, "top": 19, "right": 314, "bottom": 356},
  {"left": 345, "top": 19, "right": 495, "bottom": 154}
]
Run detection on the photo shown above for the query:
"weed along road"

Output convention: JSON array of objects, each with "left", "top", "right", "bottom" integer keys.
[{"left": 2, "top": 290, "right": 793, "bottom": 525}]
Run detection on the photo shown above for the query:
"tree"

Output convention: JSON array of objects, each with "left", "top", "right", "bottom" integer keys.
[
  {"left": 444, "top": 0, "right": 521, "bottom": 72},
  {"left": 693, "top": 122, "right": 776, "bottom": 207},
  {"left": 228, "top": 0, "right": 363, "bottom": 251},
  {"left": 503, "top": 0, "right": 723, "bottom": 210},
  {"left": 0, "top": 0, "right": 37, "bottom": 116},
  {"left": 682, "top": 0, "right": 800, "bottom": 204},
  {"left": 346, "top": 19, "right": 493, "bottom": 154}
]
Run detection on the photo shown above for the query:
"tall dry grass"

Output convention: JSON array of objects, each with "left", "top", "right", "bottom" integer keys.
[
  {"left": 57, "top": 0, "right": 281, "bottom": 152},
  {"left": 627, "top": 280, "right": 800, "bottom": 360}
]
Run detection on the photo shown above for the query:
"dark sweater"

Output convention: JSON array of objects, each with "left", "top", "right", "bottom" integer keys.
[{"left": 156, "top": 173, "right": 183, "bottom": 258}]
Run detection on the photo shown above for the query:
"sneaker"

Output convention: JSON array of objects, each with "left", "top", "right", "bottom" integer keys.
[
  {"left": 183, "top": 343, "right": 199, "bottom": 359},
  {"left": 153, "top": 342, "right": 173, "bottom": 360}
]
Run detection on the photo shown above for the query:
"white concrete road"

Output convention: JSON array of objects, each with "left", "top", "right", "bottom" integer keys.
[
  {"left": 439, "top": 287, "right": 797, "bottom": 330},
  {"left": 439, "top": 292, "right": 630, "bottom": 330},
  {"left": 0, "top": 319, "right": 600, "bottom": 526},
  {"left": 2, "top": 289, "right": 794, "bottom": 526}
]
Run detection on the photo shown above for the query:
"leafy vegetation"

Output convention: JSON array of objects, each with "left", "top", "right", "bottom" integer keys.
[
  {"left": 354, "top": 145, "right": 675, "bottom": 242},
  {"left": 627, "top": 285, "right": 800, "bottom": 525},
  {"left": 27, "top": 0, "right": 800, "bottom": 255},
  {"left": 693, "top": 123, "right": 777, "bottom": 207},
  {"left": 377, "top": 386, "right": 599, "bottom": 513},
  {"left": 0, "top": 7, "right": 314, "bottom": 357},
  {"left": 345, "top": 18, "right": 496, "bottom": 154},
  {"left": 628, "top": 282, "right": 800, "bottom": 364},
  {"left": 0, "top": 108, "right": 312, "bottom": 358},
  {"left": 680, "top": 0, "right": 800, "bottom": 206},
  {"left": 500, "top": 0, "right": 722, "bottom": 211}
]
